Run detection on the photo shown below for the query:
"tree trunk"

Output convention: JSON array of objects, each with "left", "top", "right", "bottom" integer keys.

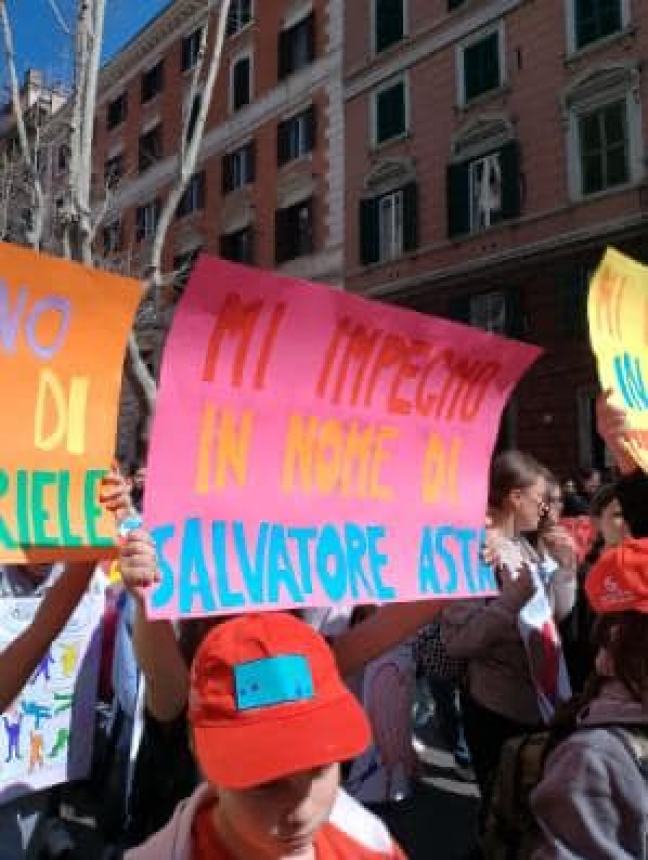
[{"left": 0, "top": 0, "right": 45, "bottom": 249}]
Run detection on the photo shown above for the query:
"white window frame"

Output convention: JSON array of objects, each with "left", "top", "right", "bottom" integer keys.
[
  {"left": 228, "top": 0, "right": 254, "bottom": 37},
  {"left": 565, "top": 69, "right": 643, "bottom": 202},
  {"left": 456, "top": 19, "right": 506, "bottom": 108},
  {"left": 230, "top": 142, "right": 253, "bottom": 189},
  {"left": 183, "top": 173, "right": 203, "bottom": 214},
  {"left": 370, "top": 73, "right": 409, "bottom": 148},
  {"left": 229, "top": 49, "right": 253, "bottom": 113},
  {"left": 103, "top": 219, "right": 122, "bottom": 255},
  {"left": 565, "top": 0, "right": 630, "bottom": 56},
  {"left": 284, "top": 108, "right": 312, "bottom": 161},
  {"left": 371, "top": 0, "right": 408, "bottom": 56},
  {"left": 139, "top": 201, "right": 158, "bottom": 241},
  {"left": 469, "top": 291, "right": 506, "bottom": 334},
  {"left": 182, "top": 28, "right": 203, "bottom": 73},
  {"left": 378, "top": 189, "right": 404, "bottom": 262}
]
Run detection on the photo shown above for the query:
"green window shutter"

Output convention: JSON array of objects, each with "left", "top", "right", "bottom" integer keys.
[
  {"left": 278, "top": 29, "right": 291, "bottom": 79},
  {"left": 447, "top": 295, "right": 470, "bottom": 323},
  {"left": 305, "top": 12, "right": 316, "bottom": 64},
  {"left": 402, "top": 182, "right": 419, "bottom": 252},
  {"left": 305, "top": 104, "right": 317, "bottom": 152},
  {"left": 464, "top": 33, "right": 500, "bottom": 102},
  {"left": 447, "top": 162, "right": 470, "bottom": 237},
  {"left": 500, "top": 140, "right": 521, "bottom": 220},
  {"left": 277, "top": 119, "right": 290, "bottom": 166},
  {"left": 375, "top": 0, "right": 404, "bottom": 53},
  {"left": 359, "top": 198, "right": 380, "bottom": 265},
  {"left": 376, "top": 81, "right": 405, "bottom": 144},
  {"left": 222, "top": 154, "right": 233, "bottom": 193},
  {"left": 505, "top": 288, "right": 524, "bottom": 339}
]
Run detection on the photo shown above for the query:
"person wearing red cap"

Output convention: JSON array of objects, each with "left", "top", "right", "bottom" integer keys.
[
  {"left": 125, "top": 612, "right": 406, "bottom": 860},
  {"left": 526, "top": 393, "right": 648, "bottom": 859}
]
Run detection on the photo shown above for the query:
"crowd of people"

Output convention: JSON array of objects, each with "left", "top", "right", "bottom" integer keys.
[{"left": 0, "top": 391, "right": 647, "bottom": 859}]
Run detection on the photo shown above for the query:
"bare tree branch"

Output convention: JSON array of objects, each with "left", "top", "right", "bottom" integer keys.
[
  {"left": 47, "top": 0, "right": 72, "bottom": 35},
  {"left": 148, "top": 0, "right": 230, "bottom": 286},
  {"left": 0, "top": 0, "right": 45, "bottom": 248},
  {"left": 129, "top": 0, "right": 231, "bottom": 409},
  {"left": 66, "top": 0, "right": 106, "bottom": 264}
]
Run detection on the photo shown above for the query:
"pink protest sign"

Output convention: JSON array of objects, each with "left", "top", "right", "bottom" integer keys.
[{"left": 144, "top": 257, "right": 541, "bottom": 619}]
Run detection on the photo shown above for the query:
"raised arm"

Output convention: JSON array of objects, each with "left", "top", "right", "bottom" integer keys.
[
  {"left": 0, "top": 561, "right": 94, "bottom": 711},
  {"left": 331, "top": 599, "right": 442, "bottom": 678},
  {"left": 120, "top": 529, "right": 190, "bottom": 722}
]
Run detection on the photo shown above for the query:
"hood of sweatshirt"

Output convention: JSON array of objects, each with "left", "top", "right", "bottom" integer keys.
[{"left": 577, "top": 679, "right": 648, "bottom": 728}]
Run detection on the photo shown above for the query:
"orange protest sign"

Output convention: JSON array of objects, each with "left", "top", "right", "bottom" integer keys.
[{"left": 0, "top": 243, "right": 141, "bottom": 562}]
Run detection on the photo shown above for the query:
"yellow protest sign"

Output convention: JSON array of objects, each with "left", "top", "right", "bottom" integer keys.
[
  {"left": 0, "top": 243, "right": 141, "bottom": 562},
  {"left": 588, "top": 247, "right": 648, "bottom": 471}
]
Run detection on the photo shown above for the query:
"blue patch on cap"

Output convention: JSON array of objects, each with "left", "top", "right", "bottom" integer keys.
[{"left": 234, "top": 655, "right": 314, "bottom": 711}]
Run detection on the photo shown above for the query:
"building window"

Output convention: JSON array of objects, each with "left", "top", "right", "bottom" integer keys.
[
  {"left": 459, "top": 28, "right": 502, "bottom": 104},
  {"left": 176, "top": 171, "right": 206, "bottom": 218},
  {"left": 373, "top": 78, "right": 407, "bottom": 146},
  {"left": 277, "top": 106, "right": 316, "bottom": 166},
  {"left": 227, "top": 0, "right": 253, "bottom": 36},
  {"left": 275, "top": 199, "right": 314, "bottom": 263},
  {"left": 374, "top": 0, "right": 404, "bottom": 54},
  {"left": 448, "top": 0, "right": 466, "bottom": 8},
  {"left": 231, "top": 54, "right": 251, "bottom": 111},
  {"left": 186, "top": 94, "right": 202, "bottom": 143},
  {"left": 579, "top": 100, "right": 628, "bottom": 195},
  {"left": 222, "top": 142, "right": 256, "bottom": 193},
  {"left": 102, "top": 220, "right": 122, "bottom": 255},
  {"left": 564, "top": 65, "right": 641, "bottom": 201},
  {"left": 469, "top": 291, "right": 506, "bottom": 334},
  {"left": 106, "top": 93, "right": 127, "bottom": 130},
  {"left": 138, "top": 125, "right": 163, "bottom": 173},
  {"left": 141, "top": 61, "right": 164, "bottom": 103},
  {"left": 278, "top": 13, "right": 315, "bottom": 80},
  {"left": 135, "top": 199, "right": 161, "bottom": 242},
  {"left": 572, "top": 0, "right": 624, "bottom": 51},
  {"left": 182, "top": 28, "right": 203, "bottom": 71},
  {"left": 103, "top": 153, "right": 123, "bottom": 187},
  {"left": 220, "top": 226, "right": 254, "bottom": 264},
  {"left": 173, "top": 247, "right": 202, "bottom": 292},
  {"left": 359, "top": 182, "right": 418, "bottom": 265},
  {"left": 56, "top": 144, "right": 70, "bottom": 174},
  {"left": 447, "top": 141, "right": 520, "bottom": 237}
]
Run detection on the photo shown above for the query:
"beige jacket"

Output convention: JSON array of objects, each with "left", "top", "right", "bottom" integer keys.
[{"left": 440, "top": 544, "right": 576, "bottom": 726}]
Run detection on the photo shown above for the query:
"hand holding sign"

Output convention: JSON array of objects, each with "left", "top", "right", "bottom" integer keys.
[
  {"left": 596, "top": 389, "right": 636, "bottom": 475},
  {"left": 588, "top": 249, "right": 648, "bottom": 473}
]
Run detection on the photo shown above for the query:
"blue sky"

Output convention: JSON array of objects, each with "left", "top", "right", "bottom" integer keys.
[{"left": 5, "top": 0, "right": 171, "bottom": 89}]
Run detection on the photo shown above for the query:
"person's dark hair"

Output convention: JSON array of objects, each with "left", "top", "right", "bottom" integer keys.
[
  {"left": 488, "top": 450, "right": 543, "bottom": 509},
  {"left": 553, "top": 611, "right": 648, "bottom": 736},
  {"left": 589, "top": 483, "right": 617, "bottom": 518},
  {"left": 616, "top": 471, "right": 648, "bottom": 539}
]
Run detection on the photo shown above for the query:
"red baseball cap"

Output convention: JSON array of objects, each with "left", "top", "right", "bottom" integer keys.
[
  {"left": 188, "top": 612, "right": 372, "bottom": 789},
  {"left": 586, "top": 538, "right": 648, "bottom": 614}
]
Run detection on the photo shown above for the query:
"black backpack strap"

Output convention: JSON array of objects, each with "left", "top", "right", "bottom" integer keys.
[{"left": 606, "top": 727, "right": 648, "bottom": 782}]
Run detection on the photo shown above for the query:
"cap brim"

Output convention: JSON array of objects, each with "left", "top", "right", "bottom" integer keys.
[{"left": 193, "top": 693, "right": 371, "bottom": 789}]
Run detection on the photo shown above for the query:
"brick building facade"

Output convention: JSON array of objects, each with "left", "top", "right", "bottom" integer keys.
[
  {"left": 88, "top": 0, "right": 345, "bottom": 465},
  {"left": 344, "top": 0, "right": 648, "bottom": 478}
]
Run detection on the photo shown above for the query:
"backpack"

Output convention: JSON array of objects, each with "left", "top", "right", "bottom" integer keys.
[{"left": 482, "top": 724, "right": 648, "bottom": 860}]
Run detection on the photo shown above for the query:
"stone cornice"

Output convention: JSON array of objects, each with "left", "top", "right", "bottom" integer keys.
[
  {"left": 362, "top": 210, "right": 648, "bottom": 300},
  {"left": 98, "top": 0, "right": 215, "bottom": 104}
]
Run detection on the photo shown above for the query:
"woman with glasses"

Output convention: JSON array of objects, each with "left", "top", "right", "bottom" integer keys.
[{"left": 439, "top": 451, "right": 577, "bottom": 828}]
